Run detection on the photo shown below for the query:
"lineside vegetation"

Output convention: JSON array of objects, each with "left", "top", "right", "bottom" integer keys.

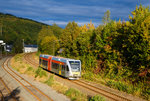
[
  {"left": 38, "top": 5, "right": 150, "bottom": 100},
  {"left": 11, "top": 54, "right": 105, "bottom": 101}
]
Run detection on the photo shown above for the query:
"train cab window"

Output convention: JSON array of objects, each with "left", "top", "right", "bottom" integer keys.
[
  {"left": 69, "top": 61, "right": 80, "bottom": 72},
  {"left": 66, "top": 66, "right": 69, "bottom": 71}
]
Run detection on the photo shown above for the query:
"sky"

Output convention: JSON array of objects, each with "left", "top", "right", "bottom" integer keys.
[{"left": 0, "top": 0, "right": 150, "bottom": 28}]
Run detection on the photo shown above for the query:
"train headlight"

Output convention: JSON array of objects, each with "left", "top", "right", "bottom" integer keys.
[{"left": 72, "top": 72, "right": 80, "bottom": 76}]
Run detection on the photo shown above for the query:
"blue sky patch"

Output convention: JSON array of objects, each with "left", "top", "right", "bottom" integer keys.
[{"left": 0, "top": 0, "right": 149, "bottom": 28}]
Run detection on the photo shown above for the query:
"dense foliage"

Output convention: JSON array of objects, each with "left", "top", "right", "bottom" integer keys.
[
  {"left": 38, "top": 5, "right": 150, "bottom": 99},
  {"left": 37, "top": 25, "right": 62, "bottom": 54},
  {"left": 0, "top": 13, "right": 62, "bottom": 53}
]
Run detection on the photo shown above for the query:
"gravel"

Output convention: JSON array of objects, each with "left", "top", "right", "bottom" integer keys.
[{"left": 0, "top": 57, "right": 70, "bottom": 101}]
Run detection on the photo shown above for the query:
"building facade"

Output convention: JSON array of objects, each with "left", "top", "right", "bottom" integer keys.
[{"left": 24, "top": 45, "right": 38, "bottom": 53}]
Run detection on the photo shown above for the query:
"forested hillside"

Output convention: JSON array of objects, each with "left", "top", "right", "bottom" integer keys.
[
  {"left": 0, "top": 13, "right": 62, "bottom": 53},
  {"left": 38, "top": 5, "right": 150, "bottom": 100}
]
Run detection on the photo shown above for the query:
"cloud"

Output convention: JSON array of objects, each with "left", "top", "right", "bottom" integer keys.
[
  {"left": 0, "top": 0, "right": 149, "bottom": 28},
  {"left": 0, "top": 0, "right": 131, "bottom": 17},
  {"left": 41, "top": 20, "right": 68, "bottom": 26},
  {"left": 40, "top": 20, "right": 101, "bottom": 27}
]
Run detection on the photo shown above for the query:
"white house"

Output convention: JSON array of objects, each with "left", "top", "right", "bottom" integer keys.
[{"left": 24, "top": 45, "right": 38, "bottom": 53}]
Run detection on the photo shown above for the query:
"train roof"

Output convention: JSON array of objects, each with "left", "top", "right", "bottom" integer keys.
[
  {"left": 40, "top": 54, "right": 80, "bottom": 62},
  {"left": 40, "top": 54, "right": 53, "bottom": 59}
]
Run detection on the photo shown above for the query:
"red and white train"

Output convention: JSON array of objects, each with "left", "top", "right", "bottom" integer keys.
[{"left": 39, "top": 54, "right": 81, "bottom": 79}]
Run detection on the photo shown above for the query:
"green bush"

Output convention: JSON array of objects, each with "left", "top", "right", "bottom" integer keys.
[
  {"left": 65, "top": 88, "right": 84, "bottom": 101},
  {"left": 24, "top": 66, "right": 34, "bottom": 74},
  {"left": 35, "top": 67, "right": 47, "bottom": 78},
  {"left": 36, "top": 51, "right": 41, "bottom": 56},
  {"left": 106, "top": 80, "right": 128, "bottom": 92},
  {"left": 27, "top": 66, "right": 33, "bottom": 71},
  {"left": 82, "top": 71, "right": 95, "bottom": 81},
  {"left": 14, "top": 54, "right": 22, "bottom": 62},
  {"left": 90, "top": 95, "right": 106, "bottom": 101},
  {"left": 44, "top": 75, "right": 54, "bottom": 86}
]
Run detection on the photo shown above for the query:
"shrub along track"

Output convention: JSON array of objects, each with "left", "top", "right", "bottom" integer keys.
[
  {"left": 23, "top": 53, "right": 147, "bottom": 101},
  {"left": 2, "top": 57, "right": 53, "bottom": 101}
]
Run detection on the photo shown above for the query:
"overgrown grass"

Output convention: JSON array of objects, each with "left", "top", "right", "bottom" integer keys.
[
  {"left": 26, "top": 66, "right": 34, "bottom": 71},
  {"left": 82, "top": 71, "right": 106, "bottom": 85},
  {"left": 35, "top": 67, "right": 47, "bottom": 78},
  {"left": 90, "top": 95, "right": 106, "bottom": 101},
  {"left": 65, "top": 88, "right": 87, "bottom": 101},
  {"left": 36, "top": 51, "right": 41, "bottom": 56},
  {"left": 82, "top": 70, "right": 150, "bottom": 100},
  {"left": 25, "top": 66, "right": 35, "bottom": 74},
  {"left": 106, "top": 79, "right": 150, "bottom": 100},
  {"left": 51, "top": 81, "right": 68, "bottom": 94},
  {"left": 11, "top": 53, "right": 106, "bottom": 101},
  {"left": 14, "top": 54, "right": 23, "bottom": 62},
  {"left": 106, "top": 80, "right": 128, "bottom": 92},
  {"left": 44, "top": 75, "right": 54, "bottom": 86}
]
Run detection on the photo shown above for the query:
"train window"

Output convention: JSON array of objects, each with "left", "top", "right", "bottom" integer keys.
[
  {"left": 42, "top": 60, "right": 48, "bottom": 68},
  {"left": 52, "top": 62, "right": 59, "bottom": 69}
]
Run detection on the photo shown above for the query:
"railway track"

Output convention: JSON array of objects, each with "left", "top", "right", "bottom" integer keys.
[
  {"left": 23, "top": 53, "right": 136, "bottom": 101},
  {"left": 72, "top": 80, "right": 130, "bottom": 101},
  {"left": 0, "top": 77, "right": 17, "bottom": 101},
  {"left": 24, "top": 53, "right": 39, "bottom": 67},
  {"left": 2, "top": 57, "right": 53, "bottom": 101}
]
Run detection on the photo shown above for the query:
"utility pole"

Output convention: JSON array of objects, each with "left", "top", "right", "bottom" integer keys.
[
  {"left": 0, "top": 25, "right": 2, "bottom": 36},
  {"left": 0, "top": 40, "right": 3, "bottom": 58},
  {"left": 2, "top": 43, "right": 5, "bottom": 58},
  {"left": 53, "top": 40, "right": 60, "bottom": 56},
  {"left": 1, "top": 24, "right": 2, "bottom": 36},
  {"left": 53, "top": 41, "right": 55, "bottom": 56},
  {"left": 0, "top": 45, "right": 1, "bottom": 58},
  {"left": 4, "top": 44, "right": 7, "bottom": 56},
  {"left": 22, "top": 39, "right": 24, "bottom": 53}
]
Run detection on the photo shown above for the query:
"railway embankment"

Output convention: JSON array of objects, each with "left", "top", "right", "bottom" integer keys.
[
  {"left": 11, "top": 54, "right": 88, "bottom": 101},
  {"left": 31, "top": 53, "right": 147, "bottom": 101},
  {"left": 0, "top": 57, "right": 36, "bottom": 101},
  {"left": 0, "top": 56, "right": 70, "bottom": 101},
  {"left": 22, "top": 52, "right": 147, "bottom": 101}
]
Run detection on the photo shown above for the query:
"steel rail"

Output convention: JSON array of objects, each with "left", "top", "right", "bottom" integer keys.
[
  {"left": 0, "top": 77, "right": 11, "bottom": 93},
  {"left": 24, "top": 53, "right": 132, "bottom": 101},
  {"left": 73, "top": 80, "right": 131, "bottom": 101},
  {"left": 0, "top": 75, "right": 17, "bottom": 101},
  {"left": 0, "top": 90, "right": 4, "bottom": 101},
  {"left": 2, "top": 58, "right": 41, "bottom": 101},
  {"left": 0, "top": 77, "right": 11, "bottom": 101},
  {"left": 7, "top": 57, "right": 53, "bottom": 101}
]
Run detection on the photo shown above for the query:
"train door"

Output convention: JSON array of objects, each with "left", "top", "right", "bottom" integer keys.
[
  {"left": 48, "top": 58, "right": 51, "bottom": 71},
  {"left": 61, "top": 65, "right": 65, "bottom": 77},
  {"left": 40, "top": 58, "right": 43, "bottom": 67},
  {"left": 59, "top": 63, "right": 62, "bottom": 75},
  {"left": 65, "top": 65, "right": 70, "bottom": 77}
]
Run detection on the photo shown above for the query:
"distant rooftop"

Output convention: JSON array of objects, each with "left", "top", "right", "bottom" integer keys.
[{"left": 24, "top": 45, "right": 38, "bottom": 48}]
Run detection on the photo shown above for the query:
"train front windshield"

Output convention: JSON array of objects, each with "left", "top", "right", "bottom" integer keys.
[{"left": 69, "top": 61, "right": 80, "bottom": 72}]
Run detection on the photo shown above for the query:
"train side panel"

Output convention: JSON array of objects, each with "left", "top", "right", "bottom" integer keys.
[
  {"left": 47, "top": 57, "right": 52, "bottom": 71},
  {"left": 39, "top": 57, "right": 49, "bottom": 69},
  {"left": 39, "top": 54, "right": 81, "bottom": 79}
]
